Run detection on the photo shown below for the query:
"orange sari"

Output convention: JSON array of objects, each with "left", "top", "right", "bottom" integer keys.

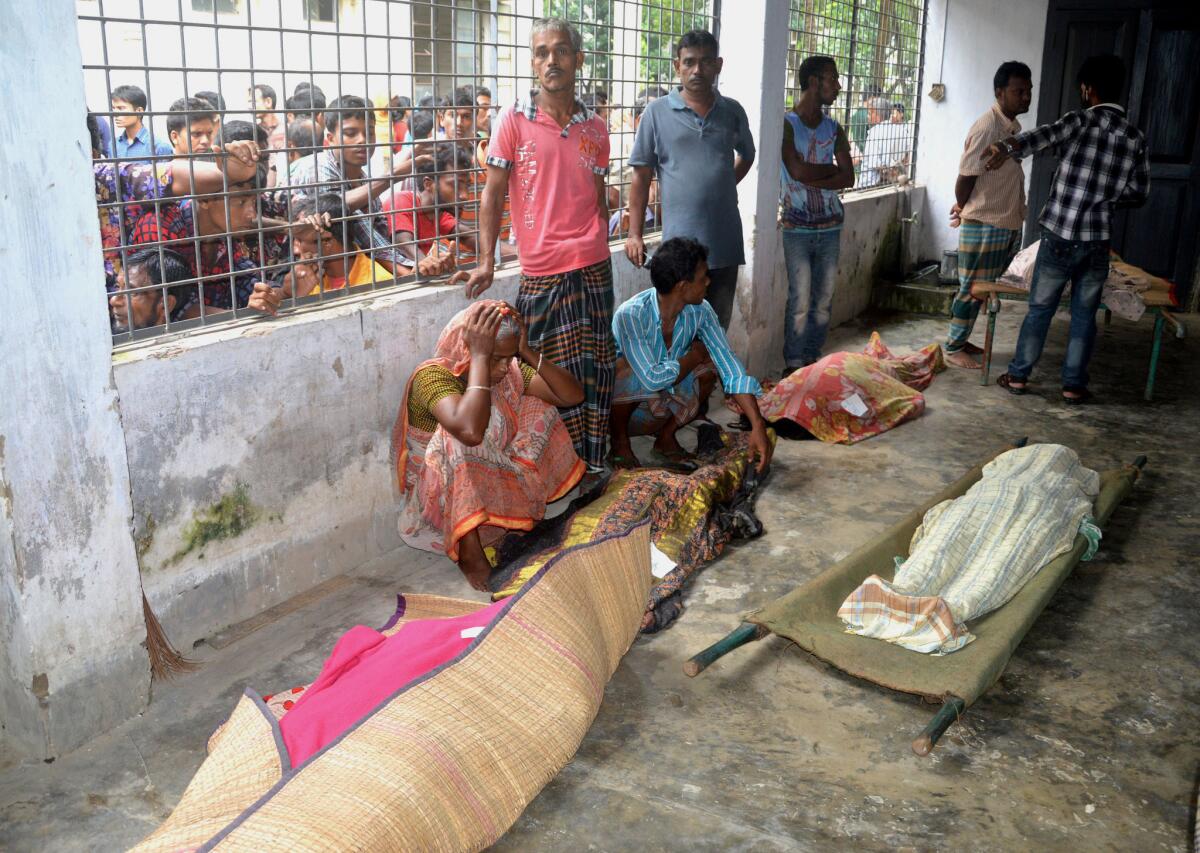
[{"left": 392, "top": 304, "right": 585, "bottom": 561}]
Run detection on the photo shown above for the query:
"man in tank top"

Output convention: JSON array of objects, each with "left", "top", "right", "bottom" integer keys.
[{"left": 779, "top": 55, "right": 855, "bottom": 373}]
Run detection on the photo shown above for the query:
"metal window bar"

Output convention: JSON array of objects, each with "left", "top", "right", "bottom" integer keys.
[
  {"left": 78, "top": 0, "right": 716, "bottom": 347},
  {"left": 785, "top": 0, "right": 926, "bottom": 194}
]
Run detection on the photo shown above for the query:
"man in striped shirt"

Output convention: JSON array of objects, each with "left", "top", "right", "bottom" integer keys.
[
  {"left": 944, "top": 61, "right": 1033, "bottom": 369},
  {"left": 986, "top": 54, "right": 1150, "bottom": 402},
  {"left": 610, "top": 237, "right": 771, "bottom": 473}
]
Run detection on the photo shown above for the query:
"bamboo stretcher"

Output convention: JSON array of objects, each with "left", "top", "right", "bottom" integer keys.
[
  {"left": 683, "top": 440, "right": 1146, "bottom": 756},
  {"left": 973, "top": 263, "right": 1185, "bottom": 400}
]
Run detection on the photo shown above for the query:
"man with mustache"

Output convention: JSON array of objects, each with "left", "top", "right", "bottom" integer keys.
[{"left": 453, "top": 17, "right": 615, "bottom": 478}]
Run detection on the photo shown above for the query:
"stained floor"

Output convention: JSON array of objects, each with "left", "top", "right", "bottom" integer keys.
[{"left": 1, "top": 304, "right": 1196, "bottom": 851}]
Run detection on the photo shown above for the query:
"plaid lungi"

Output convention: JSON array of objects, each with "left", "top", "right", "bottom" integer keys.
[
  {"left": 946, "top": 222, "right": 1021, "bottom": 353},
  {"left": 518, "top": 258, "right": 615, "bottom": 469}
]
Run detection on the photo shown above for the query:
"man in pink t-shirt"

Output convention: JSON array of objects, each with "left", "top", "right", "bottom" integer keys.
[{"left": 451, "top": 17, "right": 615, "bottom": 472}]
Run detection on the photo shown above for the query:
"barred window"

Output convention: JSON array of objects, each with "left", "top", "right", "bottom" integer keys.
[
  {"left": 76, "top": 0, "right": 717, "bottom": 346},
  {"left": 786, "top": 0, "right": 926, "bottom": 192}
]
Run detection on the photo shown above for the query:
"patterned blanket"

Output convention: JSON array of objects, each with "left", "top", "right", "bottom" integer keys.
[{"left": 838, "top": 444, "right": 1101, "bottom": 654}]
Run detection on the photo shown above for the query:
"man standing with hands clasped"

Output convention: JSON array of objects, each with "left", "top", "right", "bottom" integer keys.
[
  {"left": 624, "top": 29, "right": 755, "bottom": 331},
  {"left": 780, "top": 55, "right": 855, "bottom": 373},
  {"left": 452, "top": 17, "right": 614, "bottom": 476}
]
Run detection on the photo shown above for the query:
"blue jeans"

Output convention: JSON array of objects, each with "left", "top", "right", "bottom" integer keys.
[
  {"left": 1007, "top": 230, "right": 1109, "bottom": 389},
  {"left": 783, "top": 228, "right": 841, "bottom": 368}
]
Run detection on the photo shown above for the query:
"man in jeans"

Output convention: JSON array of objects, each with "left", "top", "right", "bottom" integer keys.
[
  {"left": 624, "top": 28, "right": 756, "bottom": 331},
  {"left": 780, "top": 55, "right": 855, "bottom": 372},
  {"left": 986, "top": 55, "right": 1150, "bottom": 403},
  {"left": 944, "top": 60, "right": 1033, "bottom": 369}
]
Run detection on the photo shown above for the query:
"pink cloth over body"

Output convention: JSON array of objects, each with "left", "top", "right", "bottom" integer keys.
[
  {"left": 488, "top": 104, "right": 610, "bottom": 276},
  {"left": 279, "top": 600, "right": 507, "bottom": 766}
]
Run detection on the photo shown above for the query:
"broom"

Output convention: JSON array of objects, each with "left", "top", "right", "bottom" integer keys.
[{"left": 142, "top": 592, "right": 199, "bottom": 680}]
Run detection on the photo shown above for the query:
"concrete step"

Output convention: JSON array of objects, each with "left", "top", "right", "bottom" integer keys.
[{"left": 874, "top": 279, "right": 957, "bottom": 316}]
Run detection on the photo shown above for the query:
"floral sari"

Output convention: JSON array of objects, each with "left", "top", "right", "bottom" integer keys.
[
  {"left": 752, "top": 333, "right": 945, "bottom": 444},
  {"left": 392, "top": 304, "right": 585, "bottom": 561}
]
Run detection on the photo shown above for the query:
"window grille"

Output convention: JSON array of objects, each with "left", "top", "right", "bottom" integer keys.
[
  {"left": 76, "top": 0, "right": 717, "bottom": 346},
  {"left": 785, "top": 0, "right": 927, "bottom": 192}
]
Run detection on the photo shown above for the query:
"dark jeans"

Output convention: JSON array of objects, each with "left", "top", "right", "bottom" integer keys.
[
  {"left": 705, "top": 265, "right": 739, "bottom": 331},
  {"left": 1007, "top": 230, "right": 1109, "bottom": 389}
]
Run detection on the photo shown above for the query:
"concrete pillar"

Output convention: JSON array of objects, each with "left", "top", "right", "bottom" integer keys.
[
  {"left": 0, "top": 0, "right": 150, "bottom": 759},
  {"left": 718, "top": 0, "right": 791, "bottom": 377}
]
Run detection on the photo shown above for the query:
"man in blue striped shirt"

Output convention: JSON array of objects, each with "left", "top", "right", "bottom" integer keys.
[{"left": 610, "top": 237, "right": 772, "bottom": 473}]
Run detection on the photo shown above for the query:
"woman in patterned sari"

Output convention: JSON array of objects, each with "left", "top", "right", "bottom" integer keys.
[{"left": 394, "top": 301, "right": 586, "bottom": 589}]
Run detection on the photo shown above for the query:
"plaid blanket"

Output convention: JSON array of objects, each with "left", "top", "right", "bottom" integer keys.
[{"left": 839, "top": 444, "right": 1100, "bottom": 654}]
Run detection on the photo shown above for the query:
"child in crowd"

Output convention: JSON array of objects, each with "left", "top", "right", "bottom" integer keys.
[
  {"left": 284, "top": 193, "right": 450, "bottom": 296},
  {"left": 381, "top": 145, "right": 476, "bottom": 270}
]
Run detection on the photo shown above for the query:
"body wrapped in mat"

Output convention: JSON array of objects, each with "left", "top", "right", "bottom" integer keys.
[{"left": 132, "top": 523, "right": 652, "bottom": 852}]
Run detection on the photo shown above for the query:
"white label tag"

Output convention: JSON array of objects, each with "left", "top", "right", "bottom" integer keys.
[
  {"left": 460, "top": 626, "right": 484, "bottom": 639},
  {"left": 841, "top": 393, "right": 869, "bottom": 417},
  {"left": 649, "top": 542, "right": 676, "bottom": 579}
]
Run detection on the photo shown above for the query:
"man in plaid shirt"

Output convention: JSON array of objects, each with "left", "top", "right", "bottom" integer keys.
[{"left": 984, "top": 54, "right": 1150, "bottom": 403}]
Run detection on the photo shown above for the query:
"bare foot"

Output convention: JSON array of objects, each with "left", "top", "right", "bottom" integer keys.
[
  {"left": 457, "top": 557, "right": 491, "bottom": 592},
  {"left": 962, "top": 341, "right": 985, "bottom": 355},
  {"left": 608, "top": 444, "right": 640, "bottom": 470},
  {"left": 946, "top": 350, "right": 981, "bottom": 369},
  {"left": 456, "top": 529, "right": 493, "bottom": 592}
]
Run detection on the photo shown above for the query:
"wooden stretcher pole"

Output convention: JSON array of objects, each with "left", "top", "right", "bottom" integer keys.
[
  {"left": 683, "top": 623, "right": 769, "bottom": 677},
  {"left": 980, "top": 294, "right": 1000, "bottom": 386},
  {"left": 911, "top": 696, "right": 967, "bottom": 756}
]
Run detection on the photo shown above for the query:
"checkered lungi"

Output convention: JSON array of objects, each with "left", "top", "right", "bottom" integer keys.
[
  {"left": 517, "top": 258, "right": 615, "bottom": 469},
  {"left": 945, "top": 221, "right": 1021, "bottom": 353}
]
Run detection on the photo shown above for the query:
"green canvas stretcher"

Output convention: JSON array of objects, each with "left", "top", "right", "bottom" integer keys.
[{"left": 684, "top": 440, "right": 1146, "bottom": 755}]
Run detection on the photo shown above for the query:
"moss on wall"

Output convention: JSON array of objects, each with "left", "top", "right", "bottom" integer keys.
[{"left": 167, "top": 484, "right": 261, "bottom": 566}]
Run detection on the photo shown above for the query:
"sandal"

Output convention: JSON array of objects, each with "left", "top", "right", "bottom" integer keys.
[
  {"left": 997, "top": 373, "right": 1028, "bottom": 395},
  {"left": 1062, "top": 387, "right": 1093, "bottom": 406}
]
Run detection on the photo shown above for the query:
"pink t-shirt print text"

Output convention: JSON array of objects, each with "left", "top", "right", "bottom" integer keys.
[{"left": 491, "top": 106, "right": 611, "bottom": 277}]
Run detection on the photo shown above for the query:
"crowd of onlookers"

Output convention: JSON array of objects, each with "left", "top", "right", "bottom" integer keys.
[
  {"left": 94, "top": 77, "right": 689, "bottom": 334},
  {"left": 94, "top": 66, "right": 914, "bottom": 335}
]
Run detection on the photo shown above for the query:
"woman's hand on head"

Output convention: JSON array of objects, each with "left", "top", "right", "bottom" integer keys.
[{"left": 463, "top": 301, "right": 503, "bottom": 358}]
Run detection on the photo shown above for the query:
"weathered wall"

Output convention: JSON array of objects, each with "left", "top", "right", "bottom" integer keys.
[
  {"left": 0, "top": 0, "right": 149, "bottom": 759},
  {"left": 914, "top": 0, "right": 1049, "bottom": 260}
]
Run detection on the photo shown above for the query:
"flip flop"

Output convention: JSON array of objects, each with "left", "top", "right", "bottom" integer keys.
[
  {"left": 997, "top": 373, "right": 1028, "bottom": 395},
  {"left": 1062, "top": 387, "right": 1093, "bottom": 406}
]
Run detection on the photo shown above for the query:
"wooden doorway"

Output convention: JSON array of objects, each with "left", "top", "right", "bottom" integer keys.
[{"left": 1029, "top": 0, "right": 1200, "bottom": 304}]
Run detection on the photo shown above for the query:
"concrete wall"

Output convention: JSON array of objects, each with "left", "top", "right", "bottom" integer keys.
[
  {"left": 0, "top": 1, "right": 150, "bottom": 759},
  {"left": 914, "top": 0, "right": 1049, "bottom": 260}
]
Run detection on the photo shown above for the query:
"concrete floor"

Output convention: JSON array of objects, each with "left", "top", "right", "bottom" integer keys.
[{"left": 1, "top": 305, "right": 1197, "bottom": 851}]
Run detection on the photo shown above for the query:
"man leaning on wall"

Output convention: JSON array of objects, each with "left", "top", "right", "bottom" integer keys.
[
  {"left": 943, "top": 60, "right": 1033, "bottom": 369},
  {"left": 779, "top": 55, "right": 855, "bottom": 375},
  {"left": 624, "top": 28, "right": 756, "bottom": 333}
]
